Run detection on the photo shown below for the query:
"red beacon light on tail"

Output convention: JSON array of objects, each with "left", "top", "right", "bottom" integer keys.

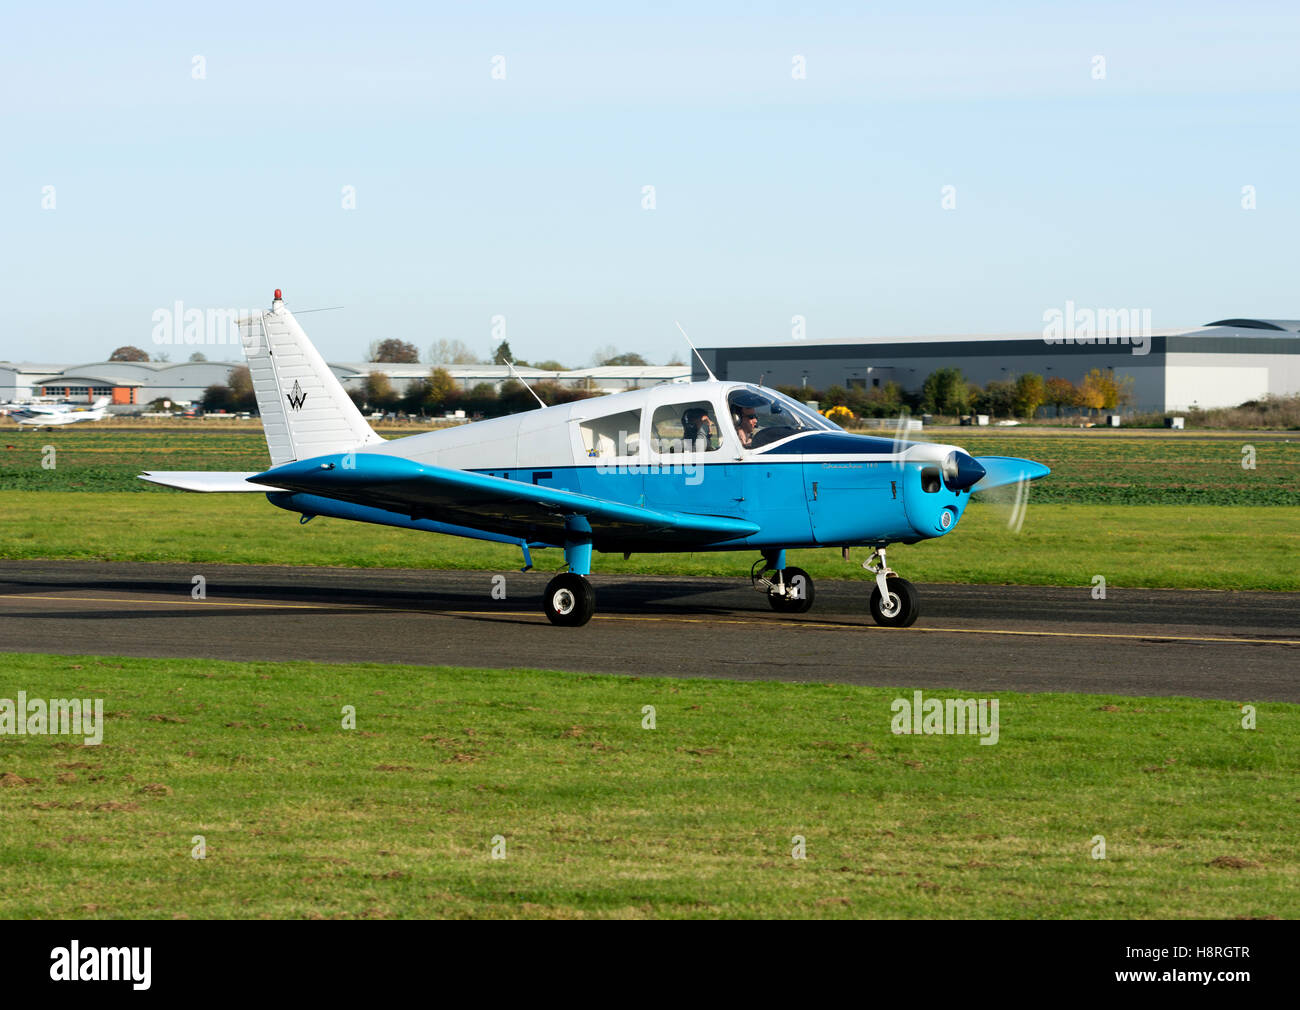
[{"left": 273, "top": 289, "right": 282, "bottom": 301}]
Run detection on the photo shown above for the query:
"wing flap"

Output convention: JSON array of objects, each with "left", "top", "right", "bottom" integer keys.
[{"left": 248, "top": 453, "right": 759, "bottom": 545}]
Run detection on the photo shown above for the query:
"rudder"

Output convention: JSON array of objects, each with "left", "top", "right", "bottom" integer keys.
[{"left": 240, "top": 290, "right": 383, "bottom": 466}]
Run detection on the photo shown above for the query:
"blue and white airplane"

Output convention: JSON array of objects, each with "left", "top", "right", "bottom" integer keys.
[{"left": 141, "top": 290, "right": 1049, "bottom": 628}]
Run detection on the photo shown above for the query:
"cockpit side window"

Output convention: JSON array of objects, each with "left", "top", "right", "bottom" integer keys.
[
  {"left": 651, "top": 401, "right": 723, "bottom": 454},
  {"left": 728, "top": 385, "right": 833, "bottom": 450}
]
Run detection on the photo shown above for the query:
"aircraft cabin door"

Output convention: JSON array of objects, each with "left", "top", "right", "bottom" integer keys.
[{"left": 642, "top": 398, "right": 739, "bottom": 517}]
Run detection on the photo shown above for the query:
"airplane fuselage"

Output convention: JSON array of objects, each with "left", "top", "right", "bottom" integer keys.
[{"left": 266, "top": 380, "right": 977, "bottom": 553}]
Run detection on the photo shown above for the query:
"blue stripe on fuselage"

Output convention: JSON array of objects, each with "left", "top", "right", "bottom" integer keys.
[{"left": 466, "top": 455, "right": 915, "bottom": 548}]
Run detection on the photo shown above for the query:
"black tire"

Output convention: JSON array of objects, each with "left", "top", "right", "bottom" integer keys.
[
  {"left": 543, "top": 573, "right": 596, "bottom": 627},
  {"left": 869, "top": 576, "right": 919, "bottom": 628},
  {"left": 768, "top": 566, "right": 814, "bottom": 614}
]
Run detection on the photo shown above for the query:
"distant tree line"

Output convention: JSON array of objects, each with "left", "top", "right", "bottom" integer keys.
[
  {"left": 198, "top": 362, "right": 1133, "bottom": 421},
  {"left": 107, "top": 339, "right": 665, "bottom": 369},
  {"left": 371, "top": 337, "right": 670, "bottom": 369},
  {"left": 778, "top": 367, "right": 1133, "bottom": 422},
  {"left": 107, "top": 345, "right": 209, "bottom": 364},
  {"left": 346, "top": 368, "right": 599, "bottom": 419},
  {"left": 199, "top": 366, "right": 256, "bottom": 412}
]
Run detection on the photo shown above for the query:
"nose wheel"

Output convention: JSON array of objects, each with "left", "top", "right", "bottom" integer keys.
[
  {"left": 543, "top": 572, "right": 596, "bottom": 627},
  {"left": 864, "top": 547, "right": 919, "bottom": 627}
]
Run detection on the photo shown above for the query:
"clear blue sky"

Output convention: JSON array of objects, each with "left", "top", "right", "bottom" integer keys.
[{"left": 2, "top": 1, "right": 1297, "bottom": 366}]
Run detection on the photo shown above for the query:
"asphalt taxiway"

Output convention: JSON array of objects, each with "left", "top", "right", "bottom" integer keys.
[{"left": 0, "top": 561, "right": 1295, "bottom": 701}]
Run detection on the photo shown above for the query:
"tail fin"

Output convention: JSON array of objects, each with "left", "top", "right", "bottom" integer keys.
[{"left": 239, "top": 291, "right": 383, "bottom": 466}]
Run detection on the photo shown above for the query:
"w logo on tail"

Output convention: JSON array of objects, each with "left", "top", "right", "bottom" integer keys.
[{"left": 286, "top": 380, "right": 308, "bottom": 411}]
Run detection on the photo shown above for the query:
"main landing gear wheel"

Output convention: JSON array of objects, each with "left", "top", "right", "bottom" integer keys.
[
  {"left": 863, "top": 546, "right": 919, "bottom": 627},
  {"left": 543, "top": 572, "right": 596, "bottom": 627},
  {"left": 767, "top": 566, "right": 815, "bottom": 614},
  {"left": 869, "top": 576, "right": 919, "bottom": 628}
]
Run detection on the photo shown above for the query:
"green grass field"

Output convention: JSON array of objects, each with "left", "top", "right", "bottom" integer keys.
[
  {"left": 1, "top": 653, "right": 1294, "bottom": 919},
  {"left": 2, "top": 492, "right": 1296, "bottom": 590},
  {"left": 2, "top": 427, "right": 1296, "bottom": 589},
  {"left": 2, "top": 428, "right": 1295, "bottom": 920},
  {"left": 2, "top": 427, "right": 1297, "bottom": 505}
]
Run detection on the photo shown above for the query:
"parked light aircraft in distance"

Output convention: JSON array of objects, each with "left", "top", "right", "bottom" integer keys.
[
  {"left": 9, "top": 397, "right": 110, "bottom": 426},
  {"left": 141, "top": 290, "right": 1050, "bottom": 627}
]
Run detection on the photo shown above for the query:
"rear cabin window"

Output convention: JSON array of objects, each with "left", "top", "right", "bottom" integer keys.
[
  {"left": 651, "top": 401, "right": 723, "bottom": 454},
  {"left": 579, "top": 409, "right": 642, "bottom": 459}
]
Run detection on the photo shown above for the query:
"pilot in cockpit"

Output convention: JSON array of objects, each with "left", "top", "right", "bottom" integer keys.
[
  {"left": 733, "top": 405, "right": 759, "bottom": 448},
  {"left": 729, "top": 388, "right": 817, "bottom": 449}
]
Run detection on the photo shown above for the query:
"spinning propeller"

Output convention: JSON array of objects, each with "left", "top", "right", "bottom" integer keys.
[{"left": 887, "top": 414, "right": 1048, "bottom": 534}]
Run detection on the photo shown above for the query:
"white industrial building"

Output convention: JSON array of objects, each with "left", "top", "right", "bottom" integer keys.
[
  {"left": 695, "top": 319, "right": 1300, "bottom": 413},
  {"left": 17, "top": 316, "right": 1294, "bottom": 415},
  {"left": 0, "top": 358, "right": 689, "bottom": 408}
]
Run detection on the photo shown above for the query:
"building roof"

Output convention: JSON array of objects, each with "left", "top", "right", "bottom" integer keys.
[
  {"left": 0, "top": 363, "right": 75, "bottom": 376},
  {"left": 37, "top": 374, "right": 145, "bottom": 387},
  {"left": 561, "top": 366, "right": 690, "bottom": 378},
  {"left": 1202, "top": 318, "right": 1300, "bottom": 332},
  {"left": 699, "top": 318, "right": 1300, "bottom": 351},
  {"left": 332, "top": 363, "right": 566, "bottom": 380}
]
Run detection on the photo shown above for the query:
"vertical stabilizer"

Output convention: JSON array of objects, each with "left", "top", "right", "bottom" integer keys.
[{"left": 240, "top": 290, "right": 383, "bottom": 466}]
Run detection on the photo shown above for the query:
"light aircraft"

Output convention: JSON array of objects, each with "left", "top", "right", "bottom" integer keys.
[
  {"left": 10, "top": 396, "right": 110, "bottom": 426},
  {"left": 141, "top": 290, "right": 1049, "bottom": 627}
]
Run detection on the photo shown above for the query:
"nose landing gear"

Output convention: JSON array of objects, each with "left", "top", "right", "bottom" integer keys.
[{"left": 864, "top": 546, "right": 919, "bottom": 627}]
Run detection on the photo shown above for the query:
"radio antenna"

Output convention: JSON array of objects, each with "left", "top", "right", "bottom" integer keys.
[
  {"left": 674, "top": 320, "right": 716, "bottom": 382},
  {"left": 506, "top": 357, "right": 546, "bottom": 409}
]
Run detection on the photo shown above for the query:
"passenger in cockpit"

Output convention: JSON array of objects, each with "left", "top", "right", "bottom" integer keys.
[{"left": 681, "top": 407, "right": 718, "bottom": 452}]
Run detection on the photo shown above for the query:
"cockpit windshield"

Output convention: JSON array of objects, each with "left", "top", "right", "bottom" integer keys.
[{"left": 727, "top": 384, "right": 840, "bottom": 449}]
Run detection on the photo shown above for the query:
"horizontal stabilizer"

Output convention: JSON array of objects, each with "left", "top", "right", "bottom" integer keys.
[
  {"left": 139, "top": 471, "right": 287, "bottom": 493},
  {"left": 250, "top": 453, "right": 760, "bottom": 546},
  {"left": 970, "top": 456, "right": 1051, "bottom": 493}
]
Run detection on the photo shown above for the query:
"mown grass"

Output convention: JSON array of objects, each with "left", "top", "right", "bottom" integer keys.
[
  {"left": 0, "top": 653, "right": 1294, "bottom": 919},
  {"left": 2, "top": 492, "right": 1297, "bottom": 591},
  {"left": 2, "top": 428, "right": 1297, "bottom": 505}
]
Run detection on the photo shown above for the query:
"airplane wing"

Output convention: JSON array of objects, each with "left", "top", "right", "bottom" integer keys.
[{"left": 246, "top": 452, "right": 760, "bottom": 546}]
